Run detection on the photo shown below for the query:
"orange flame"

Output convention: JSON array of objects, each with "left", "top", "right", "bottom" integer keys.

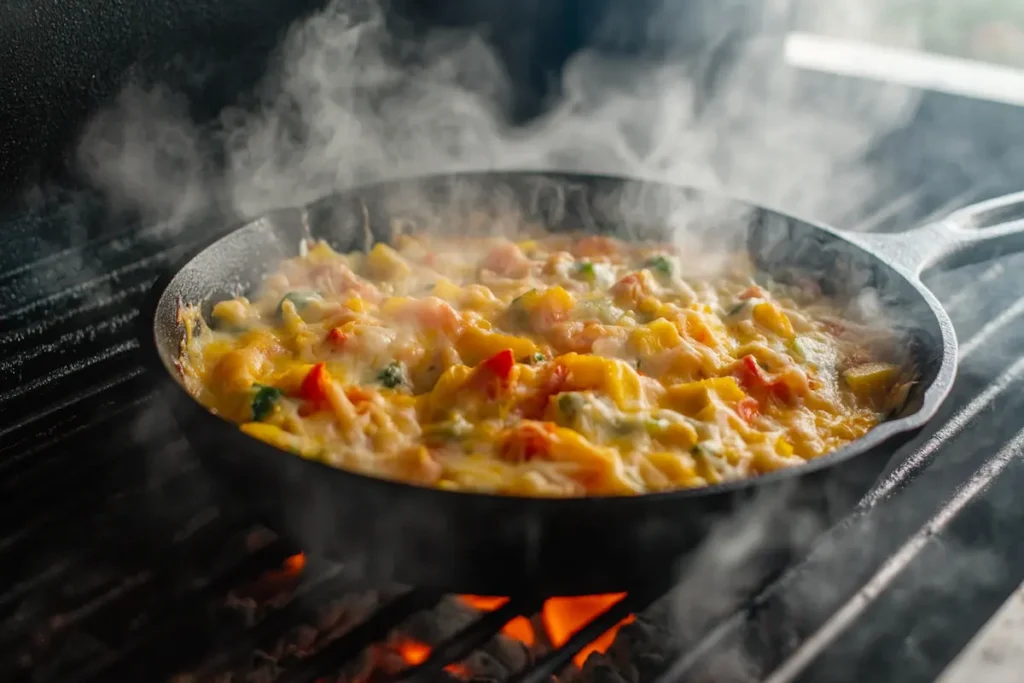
[
  {"left": 458, "top": 594, "right": 632, "bottom": 667},
  {"left": 395, "top": 639, "right": 470, "bottom": 678},
  {"left": 457, "top": 595, "right": 537, "bottom": 647},
  {"left": 543, "top": 594, "right": 635, "bottom": 668},
  {"left": 282, "top": 553, "right": 307, "bottom": 574}
]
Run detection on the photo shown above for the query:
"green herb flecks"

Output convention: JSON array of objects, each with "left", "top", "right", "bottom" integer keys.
[
  {"left": 251, "top": 384, "right": 283, "bottom": 421},
  {"left": 644, "top": 255, "right": 673, "bottom": 277},
  {"left": 377, "top": 362, "right": 406, "bottom": 389},
  {"left": 574, "top": 261, "right": 596, "bottom": 281}
]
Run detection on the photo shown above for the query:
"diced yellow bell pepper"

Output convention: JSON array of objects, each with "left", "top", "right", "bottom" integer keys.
[
  {"left": 273, "top": 363, "right": 315, "bottom": 394},
  {"left": 646, "top": 452, "right": 701, "bottom": 487},
  {"left": 211, "top": 298, "right": 250, "bottom": 327},
  {"left": 305, "top": 240, "right": 339, "bottom": 264},
  {"left": 843, "top": 362, "right": 900, "bottom": 398},
  {"left": 536, "top": 286, "right": 574, "bottom": 315},
  {"left": 457, "top": 327, "right": 538, "bottom": 366},
  {"left": 512, "top": 286, "right": 574, "bottom": 324},
  {"left": 423, "top": 365, "right": 474, "bottom": 419},
  {"left": 379, "top": 296, "right": 415, "bottom": 318},
  {"left": 558, "top": 352, "right": 644, "bottom": 410},
  {"left": 752, "top": 302, "right": 795, "bottom": 339},
  {"left": 432, "top": 278, "right": 462, "bottom": 302},
  {"left": 663, "top": 377, "right": 746, "bottom": 416},
  {"left": 775, "top": 436, "right": 794, "bottom": 457},
  {"left": 659, "top": 422, "right": 699, "bottom": 449},
  {"left": 365, "top": 243, "right": 411, "bottom": 279},
  {"left": 629, "top": 318, "right": 683, "bottom": 355},
  {"left": 343, "top": 296, "right": 367, "bottom": 313},
  {"left": 241, "top": 422, "right": 319, "bottom": 458}
]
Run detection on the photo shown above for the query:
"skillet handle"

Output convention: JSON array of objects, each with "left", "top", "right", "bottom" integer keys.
[{"left": 844, "top": 190, "right": 1024, "bottom": 277}]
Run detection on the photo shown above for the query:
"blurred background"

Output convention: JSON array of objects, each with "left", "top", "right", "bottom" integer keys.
[{"left": 2, "top": 0, "right": 1022, "bottom": 221}]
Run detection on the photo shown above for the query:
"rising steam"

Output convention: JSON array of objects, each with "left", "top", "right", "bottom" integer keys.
[
  {"left": 73, "top": 0, "right": 938, "bottom": 678},
  {"left": 77, "top": 0, "right": 921, "bottom": 228}
]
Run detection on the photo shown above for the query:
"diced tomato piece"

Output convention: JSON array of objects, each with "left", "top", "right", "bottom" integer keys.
[
  {"left": 735, "top": 354, "right": 769, "bottom": 389},
  {"left": 482, "top": 242, "right": 530, "bottom": 277},
  {"left": 738, "top": 285, "right": 766, "bottom": 300},
  {"left": 519, "top": 363, "right": 569, "bottom": 419},
  {"left": 478, "top": 348, "right": 515, "bottom": 380},
  {"left": 572, "top": 236, "right": 617, "bottom": 258},
  {"left": 736, "top": 397, "right": 759, "bottom": 422},
  {"left": 326, "top": 328, "right": 348, "bottom": 346},
  {"left": 399, "top": 297, "right": 462, "bottom": 336},
  {"left": 734, "top": 354, "right": 793, "bottom": 404},
  {"left": 611, "top": 273, "right": 642, "bottom": 299},
  {"left": 500, "top": 422, "right": 555, "bottom": 462},
  {"left": 299, "top": 363, "right": 331, "bottom": 403}
]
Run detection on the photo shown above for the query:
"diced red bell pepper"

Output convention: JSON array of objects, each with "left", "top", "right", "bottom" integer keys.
[
  {"left": 734, "top": 355, "right": 792, "bottom": 403},
  {"left": 299, "top": 363, "right": 331, "bottom": 403},
  {"left": 736, "top": 397, "right": 760, "bottom": 422},
  {"left": 735, "top": 355, "right": 769, "bottom": 388},
  {"left": 469, "top": 348, "right": 516, "bottom": 399},
  {"left": 478, "top": 348, "right": 515, "bottom": 381},
  {"left": 326, "top": 328, "right": 348, "bottom": 346},
  {"left": 519, "top": 363, "right": 569, "bottom": 419}
]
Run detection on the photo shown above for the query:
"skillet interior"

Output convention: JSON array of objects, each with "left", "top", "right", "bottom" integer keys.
[{"left": 149, "top": 171, "right": 952, "bottom": 595}]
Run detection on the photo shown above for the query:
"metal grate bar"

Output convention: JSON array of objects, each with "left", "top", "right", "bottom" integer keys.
[
  {"left": 181, "top": 564, "right": 364, "bottom": 680},
  {"left": 865, "top": 355, "right": 1024, "bottom": 504},
  {"left": 0, "top": 216, "right": 191, "bottom": 286},
  {"left": 278, "top": 589, "right": 443, "bottom": 683},
  {"left": 0, "top": 369, "right": 148, "bottom": 447},
  {"left": 508, "top": 593, "right": 655, "bottom": 683},
  {"left": 0, "top": 340, "right": 138, "bottom": 404},
  {"left": 396, "top": 596, "right": 540, "bottom": 682},
  {"left": 764, "top": 427, "right": 1024, "bottom": 683},
  {"left": 0, "top": 436, "right": 188, "bottom": 562},
  {"left": 0, "top": 240, "right": 190, "bottom": 321},
  {"left": 72, "top": 537, "right": 296, "bottom": 683},
  {"left": 0, "top": 281, "right": 151, "bottom": 351},
  {"left": 0, "top": 397, "right": 167, "bottom": 510}
]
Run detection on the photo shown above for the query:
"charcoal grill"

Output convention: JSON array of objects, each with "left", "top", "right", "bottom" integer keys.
[{"left": 4, "top": 182, "right": 1024, "bottom": 683}]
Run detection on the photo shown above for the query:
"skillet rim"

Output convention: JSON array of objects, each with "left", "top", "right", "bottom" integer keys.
[{"left": 144, "top": 169, "right": 958, "bottom": 509}]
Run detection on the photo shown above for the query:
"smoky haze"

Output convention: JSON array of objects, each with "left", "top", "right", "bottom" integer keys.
[
  {"left": 72, "top": 0, "right": 952, "bottom": 680},
  {"left": 76, "top": 0, "right": 921, "bottom": 229}
]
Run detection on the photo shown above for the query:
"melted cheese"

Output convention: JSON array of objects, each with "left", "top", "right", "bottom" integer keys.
[{"left": 179, "top": 233, "right": 912, "bottom": 497}]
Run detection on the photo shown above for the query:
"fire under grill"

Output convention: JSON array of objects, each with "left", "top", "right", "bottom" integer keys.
[{"left": 4, "top": 191, "right": 1024, "bottom": 683}]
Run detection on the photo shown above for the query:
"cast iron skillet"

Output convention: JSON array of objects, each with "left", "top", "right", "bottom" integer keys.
[{"left": 147, "top": 171, "right": 1024, "bottom": 596}]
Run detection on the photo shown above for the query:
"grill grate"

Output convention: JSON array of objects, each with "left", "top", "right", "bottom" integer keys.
[{"left": 3, "top": 189, "right": 1024, "bottom": 683}]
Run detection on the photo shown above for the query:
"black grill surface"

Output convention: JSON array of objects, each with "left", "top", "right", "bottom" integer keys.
[{"left": 3, "top": 188, "right": 1024, "bottom": 683}]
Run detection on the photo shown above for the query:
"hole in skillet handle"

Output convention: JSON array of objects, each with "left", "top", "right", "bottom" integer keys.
[{"left": 747, "top": 209, "right": 943, "bottom": 425}]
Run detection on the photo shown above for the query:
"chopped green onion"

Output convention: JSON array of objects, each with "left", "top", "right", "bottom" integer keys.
[
  {"left": 557, "top": 392, "right": 585, "bottom": 417},
  {"left": 692, "top": 442, "right": 721, "bottom": 458},
  {"left": 725, "top": 300, "right": 749, "bottom": 317},
  {"left": 575, "top": 261, "right": 596, "bottom": 281},
  {"left": 644, "top": 255, "right": 673, "bottom": 277},
  {"left": 377, "top": 362, "right": 405, "bottom": 388},
  {"left": 251, "top": 384, "right": 283, "bottom": 421},
  {"left": 426, "top": 415, "right": 473, "bottom": 441},
  {"left": 643, "top": 417, "right": 671, "bottom": 435}
]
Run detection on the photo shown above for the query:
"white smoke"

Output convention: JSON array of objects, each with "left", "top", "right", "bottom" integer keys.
[
  {"left": 71, "top": 1, "right": 943, "bottom": 678},
  {"left": 76, "top": 0, "right": 922, "bottom": 230}
]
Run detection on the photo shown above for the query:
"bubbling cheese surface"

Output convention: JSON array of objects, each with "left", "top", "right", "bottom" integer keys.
[{"left": 178, "top": 232, "right": 912, "bottom": 497}]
